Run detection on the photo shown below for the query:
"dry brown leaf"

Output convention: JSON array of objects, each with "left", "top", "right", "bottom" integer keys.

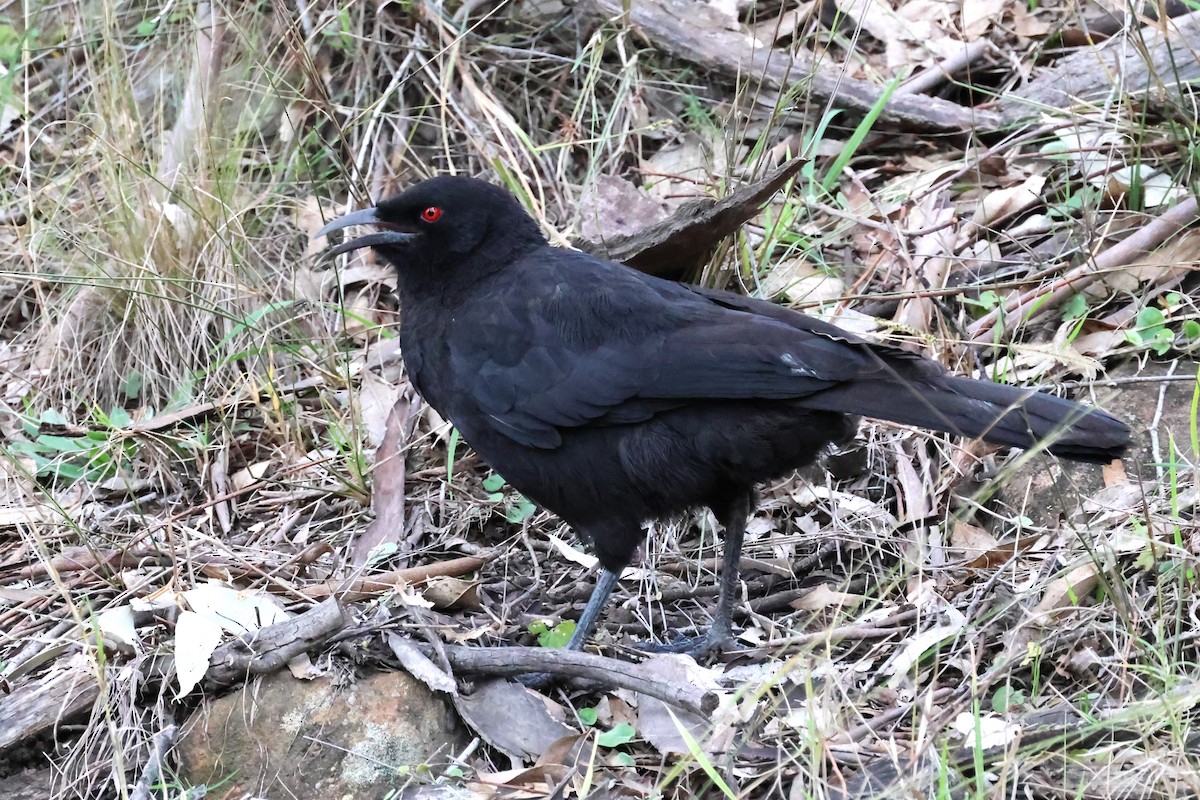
[
  {"left": 353, "top": 390, "right": 415, "bottom": 567},
  {"left": 358, "top": 370, "right": 401, "bottom": 449},
  {"left": 636, "top": 655, "right": 724, "bottom": 755},
  {"left": 962, "top": 0, "right": 1006, "bottom": 38},
  {"left": 296, "top": 196, "right": 329, "bottom": 257},
  {"left": 641, "top": 133, "right": 723, "bottom": 202},
  {"left": 472, "top": 763, "right": 570, "bottom": 793},
  {"left": 384, "top": 631, "right": 457, "bottom": 695},
  {"left": 1033, "top": 562, "right": 1101, "bottom": 617},
  {"left": 760, "top": 258, "right": 846, "bottom": 305},
  {"left": 964, "top": 534, "right": 1048, "bottom": 570},
  {"left": 421, "top": 576, "right": 481, "bottom": 610},
  {"left": 971, "top": 175, "right": 1046, "bottom": 226},
  {"left": 1010, "top": 2, "right": 1052, "bottom": 37},
  {"left": 790, "top": 583, "right": 869, "bottom": 611},
  {"left": 1102, "top": 460, "right": 1127, "bottom": 487},
  {"left": 230, "top": 460, "right": 271, "bottom": 491},
  {"left": 950, "top": 522, "right": 998, "bottom": 558},
  {"left": 453, "top": 678, "right": 575, "bottom": 761},
  {"left": 576, "top": 175, "right": 669, "bottom": 242}
]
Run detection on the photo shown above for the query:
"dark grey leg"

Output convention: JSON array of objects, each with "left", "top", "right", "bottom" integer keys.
[
  {"left": 518, "top": 567, "right": 621, "bottom": 687},
  {"left": 641, "top": 490, "right": 753, "bottom": 656},
  {"left": 565, "top": 567, "right": 621, "bottom": 650},
  {"left": 707, "top": 490, "right": 752, "bottom": 648}
]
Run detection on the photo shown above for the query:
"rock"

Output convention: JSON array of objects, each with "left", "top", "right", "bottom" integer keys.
[{"left": 177, "top": 669, "right": 468, "bottom": 798}]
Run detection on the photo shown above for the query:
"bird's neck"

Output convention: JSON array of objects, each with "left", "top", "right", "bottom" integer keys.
[{"left": 395, "top": 237, "right": 543, "bottom": 307}]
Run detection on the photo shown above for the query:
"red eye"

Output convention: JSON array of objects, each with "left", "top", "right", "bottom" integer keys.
[{"left": 420, "top": 206, "right": 443, "bottom": 223}]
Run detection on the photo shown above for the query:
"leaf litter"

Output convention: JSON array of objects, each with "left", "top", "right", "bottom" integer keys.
[{"left": 1, "top": 0, "right": 1199, "bottom": 798}]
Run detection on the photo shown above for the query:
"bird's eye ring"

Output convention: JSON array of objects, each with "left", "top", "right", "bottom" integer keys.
[{"left": 420, "top": 207, "right": 443, "bottom": 223}]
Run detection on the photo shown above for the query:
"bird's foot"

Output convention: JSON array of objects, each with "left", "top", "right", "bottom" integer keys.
[{"left": 638, "top": 625, "right": 733, "bottom": 659}]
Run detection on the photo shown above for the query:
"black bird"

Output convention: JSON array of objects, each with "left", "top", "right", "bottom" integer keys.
[{"left": 317, "top": 176, "right": 1131, "bottom": 655}]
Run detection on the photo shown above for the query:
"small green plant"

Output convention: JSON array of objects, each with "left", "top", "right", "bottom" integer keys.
[
  {"left": 961, "top": 289, "right": 1003, "bottom": 316},
  {"left": 596, "top": 721, "right": 638, "bottom": 766},
  {"left": 482, "top": 473, "right": 537, "bottom": 523},
  {"left": 7, "top": 407, "right": 138, "bottom": 484},
  {"left": 528, "top": 618, "right": 575, "bottom": 648},
  {"left": 991, "top": 685, "right": 1026, "bottom": 714},
  {"left": 319, "top": 7, "right": 357, "bottom": 55},
  {"left": 1126, "top": 306, "right": 1174, "bottom": 355},
  {"left": 596, "top": 722, "right": 636, "bottom": 747}
]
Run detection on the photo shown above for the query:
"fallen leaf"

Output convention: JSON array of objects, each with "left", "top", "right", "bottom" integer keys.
[
  {"left": 96, "top": 606, "right": 138, "bottom": 648},
  {"left": 422, "top": 576, "right": 481, "bottom": 610},
  {"left": 790, "top": 584, "right": 869, "bottom": 611},
  {"left": 953, "top": 711, "right": 1022, "bottom": 748},
  {"left": 1010, "top": 3, "right": 1051, "bottom": 36},
  {"left": 385, "top": 631, "right": 457, "bottom": 695},
  {"left": 972, "top": 175, "right": 1047, "bottom": 226},
  {"left": 175, "top": 610, "right": 226, "bottom": 697},
  {"left": 962, "top": 0, "right": 1006, "bottom": 38},
  {"left": 453, "top": 678, "right": 576, "bottom": 761},
  {"left": 1032, "top": 562, "right": 1101, "bottom": 617},
  {"left": 886, "top": 607, "right": 966, "bottom": 684},
  {"left": 636, "top": 655, "right": 724, "bottom": 755}
]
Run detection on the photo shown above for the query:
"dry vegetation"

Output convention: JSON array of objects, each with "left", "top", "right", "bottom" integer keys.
[{"left": 2, "top": 0, "right": 1200, "bottom": 797}]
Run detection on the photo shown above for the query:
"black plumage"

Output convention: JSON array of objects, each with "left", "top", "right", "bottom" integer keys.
[{"left": 317, "top": 176, "right": 1131, "bottom": 655}]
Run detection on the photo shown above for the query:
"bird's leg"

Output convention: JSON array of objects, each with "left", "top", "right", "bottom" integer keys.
[
  {"left": 708, "top": 490, "right": 752, "bottom": 648},
  {"left": 641, "top": 490, "right": 753, "bottom": 657},
  {"left": 565, "top": 566, "right": 621, "bottom": 650},
  {"left": 518, "top": 567, "right": 620, "bottom": 689}
]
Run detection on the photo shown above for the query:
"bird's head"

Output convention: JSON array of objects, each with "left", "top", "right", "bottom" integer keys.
[{"left": 316, "top": 176, "right": 545, "bottom": 271}]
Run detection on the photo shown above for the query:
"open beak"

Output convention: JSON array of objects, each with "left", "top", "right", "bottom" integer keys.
[{"left": 315, "top": 207, "right": 416, "bottom": 257}]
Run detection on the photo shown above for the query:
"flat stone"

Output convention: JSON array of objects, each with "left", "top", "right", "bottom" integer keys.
[{"left": 177, "top": 669, "right": 468, "bottom": 798}]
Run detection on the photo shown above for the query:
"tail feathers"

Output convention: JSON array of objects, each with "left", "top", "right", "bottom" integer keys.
[{"left": 803, "top": 375, "right": 1130, "bottom": 464}]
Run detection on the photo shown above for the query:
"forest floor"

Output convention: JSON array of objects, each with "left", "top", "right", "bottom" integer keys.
[{"left": 2, "top": 0, "right": 1200, "bottom": 797}]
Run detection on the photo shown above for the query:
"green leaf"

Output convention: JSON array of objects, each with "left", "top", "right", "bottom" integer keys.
[
  {"left": 47, "top": 462, "right": 87, "bottom": 482},
  {"left": 122, "top": 370, "right": 142, "bottom": 400},
  {"left": 481, "top": 474, "right": 506, "bottom": 492},
  {"left": 1184, "top": 320, "right": 1200, "bottom": 340},
  {"left": 1152, "top": 329, "right": 1174, "bottom": 356},
  {"left": 446, "top": 427, "right": 460, "bottom": 484},
  {"left": 577, "top": 707, "right": 598, "bottom": 726},
  {"left": 36, "top": 435, "right": 94, "bottom": 454},
  {"left": 1136, "top": 306, "right": 1167, "bottom": 328},
  {"left": 40, "top": 408, "right": 68, "bottom": 426},
  {"left": 1062, "top": 293, "right": 1088, "bottom": 321},
  {"left": 135, "top": 19, "right": 157, "bottom": 37},
  {"left": 0, "top": 24, "right": 23, "bottom": 65},
  {"left": 215, "top": 300, "right": 296, "bottom": 352},
  {"left": 106, "top": 407, "right": 133, "bottom": 429},
  {"left": 596, "top": 722, "right": 636, "bottom": 748},
  {"left": 991, "top": 686, "right": 1025, "bottom": 714},
  {"left": 505, "top": 499, "right": 536, "bottom": 524},
  {"left": 535, "top": 619, "right": 575, "bottom": 649}
]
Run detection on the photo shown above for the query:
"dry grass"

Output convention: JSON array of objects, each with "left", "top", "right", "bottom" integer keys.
[{"left": 2, "top": 0, "right": 1199, "bottom": 797}]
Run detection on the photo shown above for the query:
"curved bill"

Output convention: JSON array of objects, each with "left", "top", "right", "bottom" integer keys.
[{"left": 316, "top": 207, "right": 415, "bottom": 257}]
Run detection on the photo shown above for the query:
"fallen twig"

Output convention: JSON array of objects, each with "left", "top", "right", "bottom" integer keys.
[
  {"left": 204, "top": 597, "right": 348, "bottom": 687},
  {"left": 967, "top": 196, "right": 1199, "bottom": 343},
  {"left": 573, "top": 0, "right": 997, "bottom": 133},
  {"left": 441, "top": 645, "right": 720, "bottom": 716},
  {"left": 302, "top": 552, "right": 496, "bottom": 601}
]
